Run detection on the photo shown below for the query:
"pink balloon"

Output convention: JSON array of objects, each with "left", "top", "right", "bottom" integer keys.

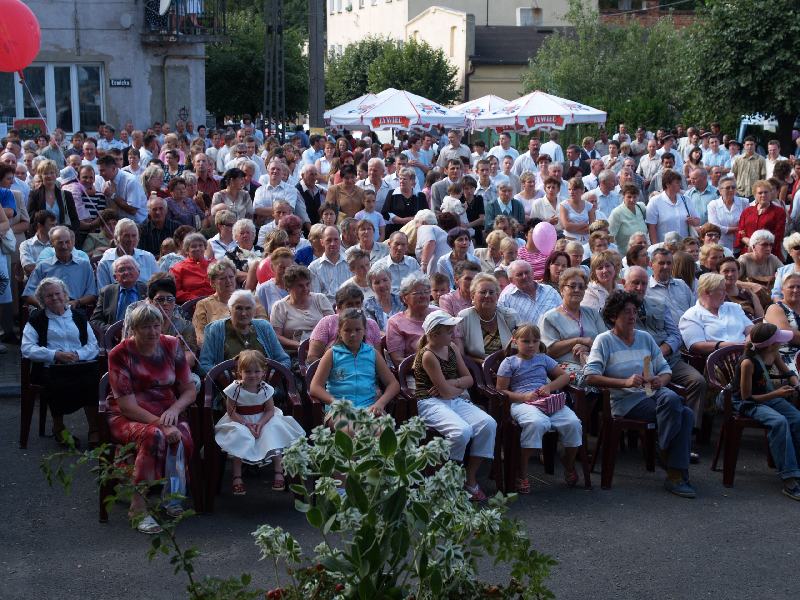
[
  {"left": 0, "top": 0, "right": 41, "bottom": 73},
  {"left": 531, "top": 222, "right": 557, "bottom": 255}
]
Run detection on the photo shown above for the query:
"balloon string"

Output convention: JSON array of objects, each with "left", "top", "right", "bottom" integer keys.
[{"left": 18, "top": 71, "right": 49, "bottom": 134}]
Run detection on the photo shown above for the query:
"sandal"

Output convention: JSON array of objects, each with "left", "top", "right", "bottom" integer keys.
[
  {"left": 272, "top": 473, "right": 286, "bottom": 492},
  {"left": 515, "top": 477, "right": 531, "bottom": 494},
  {"left": 165, "top": 502, "right": 184, "bottom": 518},
  {"left": 232, "top": 476, "right": 246, "bottom": 496},
  {"left": 136, "top": 515, "right": 163, "bottom": 535},
  {"left": 464, "top": 483, "right": 488, "bottom": 502},
  {"left": 564, "top": 469, "right": 579, "bottom": 488}
]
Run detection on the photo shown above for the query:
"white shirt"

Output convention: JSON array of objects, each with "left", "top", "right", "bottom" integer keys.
[
  {"left": 21, "top": 307, "right": 100, "bottom": 366},
  {"left": 511, "top": 153, "right": 539, "bottom": 177},
  {"left": 111, "top": 168, "right": 148, "bottom": 223},
  {"left": 97, "top": 138, "right": 125, "bottom": 152},
  {"left": 488, "top": 145, "right": 519, "bottom": 162},
  {"left": 645, "top": 192, "right": 699, "bottom": 242},
  {"left": 539, "top": 141, "right": 564, "bottom": 164},
  {"left": 373, "top": 254, "right": 421, "bottom": 293},
  {"left": 497, "top": 282, "right": 561, "bottom": 327},
  {"left": 254, "top": 179, "right": 301, "bottom": 211},
  {"left": 679, "top": 301, "right": 752, "bottom": 350},
  {"left": 706, "top": 196, "right": 749, "bottom": 249},
  {"left": 356, "top": 178, "right": 392, "bottom": 213},
  {"left": 309, "top": 253, "right": 351, "bottom": 304},
  {"left": 590, "top": 188, "right": 621, "bottom": 219}
]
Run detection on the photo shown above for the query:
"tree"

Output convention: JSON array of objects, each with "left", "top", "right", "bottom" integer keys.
[
  {"left": 521, "top": 0, "right": 690, "bottom": 130},
  {"left": 687, "top": 0, "right": 800, "bottom": 154},
  {"left": 206, "top": 10, "right": 308, "bottom": 120},
  {"left": 325, "top": 37, "right": 394, "bottom": 107},
  {"left": 367, "top": 39, "right": 461, "bottom": 106}
]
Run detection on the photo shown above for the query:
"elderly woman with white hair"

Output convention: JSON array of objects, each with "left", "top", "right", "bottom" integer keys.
[
  {"left": 22, "top": 276, "right": 100, "bottom": 446},
  {"left": 414, "top": 209, "right": 451, "bottom": 276},
  {"left": 738, "top": 229, "right": 783, "bottom": 295},
  {"left": 199, "top": 289, "right": 291, "bottom": 375},
  {"left": 96, "top": 218, "right": 159, "bottom": 288},
  {"left": 205, "top": 209, "right": 238, "bottom": 260},
  {"left": 223, "top": 218, "right": 263, "bottom": 283},
  {"left": 386, "top": 271, "right": 453, "bottom": 366},
  {"left": 679, "top": 272, "right": 754, "bottom": 357},
  {"left": 771, "top": 232, "right": 800, "bottom": 301}
]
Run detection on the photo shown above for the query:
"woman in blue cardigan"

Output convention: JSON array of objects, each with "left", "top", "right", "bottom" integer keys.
[{"left": 199, "top": 289, "right": 290, "bottom": 376}]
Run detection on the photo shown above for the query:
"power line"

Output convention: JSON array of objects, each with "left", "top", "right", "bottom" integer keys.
[{"left": 602, "top": 0, "right": 698, "bottom": 18}]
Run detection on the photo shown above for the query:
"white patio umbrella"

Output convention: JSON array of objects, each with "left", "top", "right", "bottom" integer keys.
[
  {"left": 451, "top": 95, "right": 509, "bottom": 129},
  {"left": 330, "top": 89, "right": 466, "bottom": 131},
  {"left": 472, "top": 90, "right": 606, "bottom": 133},
  {"left": 323, "top": 88, "right": 397, "bottom": 126}
]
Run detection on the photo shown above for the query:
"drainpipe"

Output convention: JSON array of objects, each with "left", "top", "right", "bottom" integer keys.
[{"left": 162, "top": 54, "right": 206, "bottom": 123}]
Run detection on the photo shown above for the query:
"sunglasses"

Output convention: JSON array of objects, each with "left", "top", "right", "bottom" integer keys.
[{"left": 153, "top": 295, "right": 176, "bottom": 304}]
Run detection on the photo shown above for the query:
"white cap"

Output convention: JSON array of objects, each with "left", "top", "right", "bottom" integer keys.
[{"left": 422, "top": 310, "right": 462, "bottom": 334}]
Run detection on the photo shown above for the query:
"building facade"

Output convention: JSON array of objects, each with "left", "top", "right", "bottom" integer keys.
[{"left": 0, "top": 0, "right": 227, "bottom": 135}]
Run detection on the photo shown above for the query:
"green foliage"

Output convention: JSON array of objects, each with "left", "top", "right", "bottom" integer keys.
[
  {"left": 255, "top": 401, "right": 556, "bottom": 599},
  {"left": 367, "top": 39, "right": 462, "bottom": 106},
  {"left": 686, "top": 0, "right": 800, "bottom": 150},
  {"left": 206, "top": 10, "right": 308, "bottom": 119},
  {"left": 522, "top": 0, "right": 690, "bottom": 128},
  {"left": 326, "top": 37, "right": 462, "bottom": 108},
  {"left": 325, "top": 37, "right": 394, "bottom": 107}
]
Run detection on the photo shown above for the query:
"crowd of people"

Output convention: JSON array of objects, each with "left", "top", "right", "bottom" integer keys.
[{"left": 8, "top": 117, "right": 800, "bottom": 532}]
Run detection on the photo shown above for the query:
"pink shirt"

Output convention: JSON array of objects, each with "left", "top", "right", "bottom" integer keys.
[
  {"left": 439, "top": 289, "right": 471, "bottom": 317},
  {"left": 309, "top": 314, "right": 382, "bottom": 348},
  {"left": 518, "top": 246, "right": 548, "bottom": 280},
  {"left": 386, "top": 307, "right": 461, "bottom": 358}
]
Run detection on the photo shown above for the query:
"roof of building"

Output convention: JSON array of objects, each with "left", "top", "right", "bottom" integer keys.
[{"left": 471, "top": 26, "right": 573, "bottom": 65}]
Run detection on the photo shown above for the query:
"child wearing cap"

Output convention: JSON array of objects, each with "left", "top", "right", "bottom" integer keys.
[
  {"left": 413, "top": 310, "right": 497, "bottom": 502},
  {"left": 733, "top": 322, "right": 800, "bottom": 500}
]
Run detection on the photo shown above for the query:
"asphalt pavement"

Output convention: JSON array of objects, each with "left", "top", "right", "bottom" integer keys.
[{"left": 1, "top": 396, "right": 799, "bottom": 600}]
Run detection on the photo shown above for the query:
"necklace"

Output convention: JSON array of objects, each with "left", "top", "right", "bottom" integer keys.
[
  {"left": 478, "top": 311, "right": 496, "bottom": 324},
  {"left": 559, "top": 304, "right": 584, "bottom": 337}
]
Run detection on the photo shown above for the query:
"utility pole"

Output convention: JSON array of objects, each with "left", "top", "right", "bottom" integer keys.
[
  {"left": 263, "top": 0, "right": 285, "bottom": 141},
  {"left": 307, "top": 0, "right": 325, "bottom": 129}
]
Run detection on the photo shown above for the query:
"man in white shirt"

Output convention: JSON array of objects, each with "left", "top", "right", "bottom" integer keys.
[
  {"left": 497, "top": 260, "right": 560, "bottom": 325},
  {"left": 436, "top": 130, "right": 471, "bottom": 168},
  {"left": 594, "top": 128, "right": 610, "bottom": 157},
  {"left": 589, "top": 170, "right": 621, "bottom": 218},
  {"left": 474, "top": 159, "right": 497, "bottom": 209},
  {"left": 656, "top": 134, "right": 684, "bottom": 172},
  {"left": 97, "top": 155, "right": 147, "bottom": 223},
  {"left": 540, "top": 131, "right": 564, "bottom": 164},
  {"left": 629, "top": 127, "right": 648, "bottom": 161},
  {"left": 511, "top": 138, "right": 540, "bottom": 177},
  {"left": 254, "top": 160, "right": 304, "bottom": 223},
  {"left": 309, "top": 226, "right": 351, "bottom": 304},
  {"left": 488, "top": 132, "right": 519, "bottom": 163},
  {"left": 636, "top": 139, "right": 661, "bottom": 191},
  {"left": 357, "top": 158, "right": 392, "bottom": 213},
  {"left": 97, "top": 126, "right": 125, "bottom": 155},
  {"left": 612, "top": 122, "right": 631, "bottom": 144},
  {"left": 374, "top": 232, "right": 421, "bottom": 293},
  {"left": 684, "top": 168, "right": 717, "bottom": 225},
  {"left": 582, "top": 159, "right": 604, "bottom": 191},
  {"left": 301, "top": 134, "right": 325, "bottom": 166},
  {"left": 765, "top": 139, "right": 787, "bottom": 179},
  {"left": 216, "top": 130, "right": 238, "bottom": 174},
  {"left": 81, "top": 140, "right": 100, "bottom": 175}
]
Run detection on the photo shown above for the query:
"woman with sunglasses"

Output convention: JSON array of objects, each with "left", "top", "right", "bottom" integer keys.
[{"left": 772, "top": 232, "right": 800, "bottom": 301}]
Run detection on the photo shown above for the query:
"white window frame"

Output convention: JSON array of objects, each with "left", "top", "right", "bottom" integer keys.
[{"left": 9, "top": 63, "right": 107, "bottom": 134}]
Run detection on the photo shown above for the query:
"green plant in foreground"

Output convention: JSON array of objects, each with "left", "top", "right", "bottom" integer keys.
[
  {"left": 41, "top": 402, "right": 556, "bottom": 599},
  {"left": 255, "top": 401, "right": 556, "bottom": 599}
]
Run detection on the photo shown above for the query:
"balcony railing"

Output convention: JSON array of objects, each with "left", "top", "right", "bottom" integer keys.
[{"left": 141, "top": 0, "right": 228, "bottom": 44}]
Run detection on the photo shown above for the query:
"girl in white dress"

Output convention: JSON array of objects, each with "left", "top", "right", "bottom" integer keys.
[{"left": 215, "top": 350, "right": 305, "bottom": 496}]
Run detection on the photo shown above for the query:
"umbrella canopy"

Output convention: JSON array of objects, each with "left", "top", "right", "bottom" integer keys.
[
  {"left": 472, "top": 90, "right": 606, "bottom": 133},
  {"left": 451, "top": 95, "right": 509, "bottom": 126},
  {"left": 330, "top": 89, "right": 466, "bottom": 131},
  {"left": 323, "top": 92, "right": 378, "bottom": 124}
]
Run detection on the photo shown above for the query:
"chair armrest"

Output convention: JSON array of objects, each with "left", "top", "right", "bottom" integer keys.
[
  {"left": 309, "top": 395, "right": 325, "bottom": 428},
  {"left": 666, "top": 382, "right": 687, "bottom": 398}
]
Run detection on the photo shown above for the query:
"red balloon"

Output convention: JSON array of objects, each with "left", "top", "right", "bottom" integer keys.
[
  {"left": 0, "top": 0, "right": 41, "bottom": 73},
  {"left": 256, "top": 258, "right": 274, "bottom": 284}
]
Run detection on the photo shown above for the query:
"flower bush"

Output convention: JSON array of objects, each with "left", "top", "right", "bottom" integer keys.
[{"left": 255, "top": 400, "right": 556, "bottom": 599}]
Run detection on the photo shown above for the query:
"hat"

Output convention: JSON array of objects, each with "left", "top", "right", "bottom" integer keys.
[
  {"left": 727, "top": 139, "right": 741, "bottom": 148},
  {"left": 750, "top": 328, "right": 793, "bottom": 349},
  {"left": 58, "top": 166, "right": 78, "bottom": 184},
  {"left": 422, "top": 310, "right": 462, "bottom": 333},
  {"left": 661, "top": 133, "right": 675, "bottom": 142},
  {"left": 700, "top": 131, "right": 712, "bottom": 139}
]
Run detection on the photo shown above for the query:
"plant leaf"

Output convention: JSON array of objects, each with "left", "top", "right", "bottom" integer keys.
[{"left": 379, "top": 427, "right": 397, "bottom": 457}]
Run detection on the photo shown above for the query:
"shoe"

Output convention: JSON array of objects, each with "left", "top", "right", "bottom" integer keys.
[
  {"left": 272, "top": 473, "right": 285, "bottom": 492},
  {"left": 689, "top": 452, "right": 700, "bottom": 465},
  {"left": 232, "top": 476, "right": 246, "bottom": 496},
  {"left": 136, "top": 515, "right": 163, "bottom": 534},
  {"left": 164, "top": 502, "right": 184, "bottom": 518},
  {"left": 564, "top": 469, "right": 579, "bottom": 487},
  {"left": 782, "top": 484, "right": 800, "bottom": 501},
  {"left": 464, "top": 483, "right": 488, "bottom": 502},
  {"left": 515, "top": 477, "right": 531, "bottom": 494},
  {"left": 664, "top": 477, "right": 696, "bottom": 499}
]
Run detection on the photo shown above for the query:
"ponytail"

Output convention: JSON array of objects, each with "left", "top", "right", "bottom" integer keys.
[{"left": 412, "top": 332, "right": 430, "bottom": 370}]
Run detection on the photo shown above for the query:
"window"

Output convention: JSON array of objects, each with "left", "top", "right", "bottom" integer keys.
[
  {"left": 4, "top": 63, "right": 104, "bottom": 134},
  {"left": 449, "top": 26, "right": 456, "bottom": 57},
  {"left": 517, "top": 7, "right": 542, "bottom": 26}
]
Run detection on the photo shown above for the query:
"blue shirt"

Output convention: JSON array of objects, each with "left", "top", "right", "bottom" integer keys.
[
  {"left": 0, "top": 188, "right": 16, "bottom": 216},
  {"left": 23, "top": 254, "right": 98, "bottom": 301},
  {"left": 326, "top": 342, "right": 377, "bottom": 410},
  {"left": 497, "top": 353, "right": 558, "bottom": 394}
]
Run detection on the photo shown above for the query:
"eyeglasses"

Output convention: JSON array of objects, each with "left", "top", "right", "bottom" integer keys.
[
  {"left": 563, "top": 283, "right": 586, "bottom": 291},
  {"left": 408, "top": 290, "right": 431, "bottom": 297},
  {"left": 704, "top": 233, "right": 720, "bottom": 239},
  {"left": 153, "top": 295, "right": 176, "bottom": 304}
]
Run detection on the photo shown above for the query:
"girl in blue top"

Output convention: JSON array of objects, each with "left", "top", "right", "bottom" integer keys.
[
  {"left": 495, "top": 324, "right": 582, "bottom": 493},
  {"left": 310, "top": 308, "right": 399, "bottom": 432}
]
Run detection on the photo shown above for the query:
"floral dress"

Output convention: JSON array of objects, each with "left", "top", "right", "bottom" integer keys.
[
  {"left": 107, "top": 335, "right": 194, "bottom": 484},
  {"left": 776, "top": 302, "right": 800, "bottom": 376}
]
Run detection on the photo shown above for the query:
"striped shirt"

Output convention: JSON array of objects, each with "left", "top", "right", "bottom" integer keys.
[
  {"left": 497, "top": 282, "right": 560, "bottom": 326},
  {"left": 309, "top": 253, "right": 351, "bottom": 304}
]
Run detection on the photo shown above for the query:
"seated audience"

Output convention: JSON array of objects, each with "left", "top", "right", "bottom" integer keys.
[
  {"left": 270, "top": 265, "right": 334, "bottom": 355},
  {"left": 170, "top": 232, "right": 215, "bottom": 303}
]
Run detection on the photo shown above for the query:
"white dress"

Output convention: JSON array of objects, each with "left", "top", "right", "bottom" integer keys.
[{"left": 215, "top": 381, "right": 305, "bottom": 466}]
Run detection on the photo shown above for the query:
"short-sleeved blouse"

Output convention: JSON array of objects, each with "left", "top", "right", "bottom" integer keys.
[
  {"left": 270, "top": 292, "right": 334, "bottom": 343},
  {"left": 540, "top": 306, "right": 609, "bottom": 367},
  {"left": 107, "top": 335, "right": 190, "bottom": 416},
  {"left": 560, "top": 200, "right": 591, "bottom": 243},
  {"left": 386, "top": 307, "right": 438, "bottom": 359},
  {"left": 167, "top": 196, "right": 205, "bottom": 226}
]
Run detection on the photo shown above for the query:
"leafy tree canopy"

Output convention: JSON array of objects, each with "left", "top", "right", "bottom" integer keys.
[{"left": 325, "top": 37, "right": 394, "bottom": 108}]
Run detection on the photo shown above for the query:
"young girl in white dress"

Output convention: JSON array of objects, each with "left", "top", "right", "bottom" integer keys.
[{"left": 215, "top": 350, "right": 306, "bottom": 496}]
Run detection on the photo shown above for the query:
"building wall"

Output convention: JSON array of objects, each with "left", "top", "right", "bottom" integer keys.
[
  {"left": 24, "top": 0, "right": 208, "bottom": 133},
  {"left": 405, "top": 7, "right": 468, "bottom": 94},
  {"left": 468, "top": 64, "right": 528, "bottom": 102},
  {"left": 326, "top": 0, "right": 581, "bottom": 52}
]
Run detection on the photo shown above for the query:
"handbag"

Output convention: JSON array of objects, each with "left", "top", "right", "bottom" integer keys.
[
  {"left": 525, "top": 391, "right": 567, "bottom": 416},
  {"left": 162, "top": 439, "right": 187, "bottom": 502}
]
